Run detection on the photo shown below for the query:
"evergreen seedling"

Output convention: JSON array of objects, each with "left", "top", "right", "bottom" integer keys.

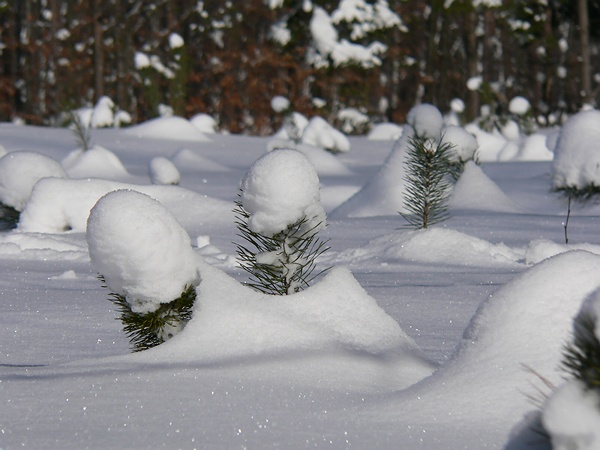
[
  {"left": 233, "top": 199, "right": 330, "bottom": 295},
  {"left": 102, "top": 276, "right": 196, "bottom": 352},
  {"left": 561, "top": 311, "right": 600, "bottom": 392},
  {"left": 401, "top": 136, "right": 453, "bottom": 229},
  {"left": 69, "top": 111, "right": 92, "bottom": 151}
]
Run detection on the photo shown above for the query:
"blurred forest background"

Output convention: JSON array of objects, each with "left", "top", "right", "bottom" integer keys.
[{"left": 0, "top": 0, "right": 598, "bottom": 134}]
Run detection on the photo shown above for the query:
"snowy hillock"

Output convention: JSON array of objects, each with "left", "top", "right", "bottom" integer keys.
[
  {"left": 266, "top": 138, "right": 353, "bottom": 176},
  {"left": 170, "top": 148, "right": 232, "bottom": 173},
  {"left": 364, "top": 251, "right": 600, "bottom": 448},
  {"left": 328, "top": 228, "right": 524, "bottom": 268},
  {"left": 127, "top": 262, "right": 436, "bottom": 391},
  {"left": 62, "top": 145, "right": 132, "bottom": 181},
  {"left": 0, "top": 151, "right": 67, "bottom": 212},
  {"left": 18, "top": 177, "right": 231, "bottom": 235},
  {"left": 126, "top": 116, "right": 212, "bottom": 142},
  {"left": 450, "top": 161, "right": 521, "bottom": 213}
]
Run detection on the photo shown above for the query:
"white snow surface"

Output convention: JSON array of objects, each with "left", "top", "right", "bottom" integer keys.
[
  {"left": 62, "top": 145, "right": 130, "bottom": 180},
  {"left": 149, "top": 156, "right": 181, "bottom": 185},
  {"left": 552, "top": 109, "right": 600, "bottom": 189},
  {"left": 240, "top": 148, "right": 326, "bottom": 236},
  {"left": 0, "top": 151, "right": 67, "bottom": 210},
  {"left": 87, "top": 190, "right": 201, "bottom": 313},
  {"left": 301, "top": 116, "right": 351, "bottom": 153},
  {"left": 1, "top": 117, "right": 600, "bottom": 449},
  {"left": 407, "top": 103, "right": 444, "bottom": 139}
]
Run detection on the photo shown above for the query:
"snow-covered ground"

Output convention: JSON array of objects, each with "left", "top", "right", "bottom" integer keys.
[{"left": 0, "top": 117, "right": 598, "bottom": 449}]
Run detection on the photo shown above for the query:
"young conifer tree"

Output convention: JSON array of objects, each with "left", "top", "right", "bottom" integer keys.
[
  {"left": 561, "top": 311, "right": 600, "bottom": 392},
  {"left": 234, "top": 199, "right": 330, "bottom": 295},
  {"left": 401, "top": 136, "right": 454, "bottom": 229}
]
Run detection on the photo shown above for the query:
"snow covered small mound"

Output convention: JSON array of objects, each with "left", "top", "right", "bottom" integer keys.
[
  {"left": 149, "top": 157, "right": 180, "bottom": 185},
  {"left": 62, "top": 145, "right": 130, "bottom": 180},
  {"left": 450, "top": 161, "right": 520, "bottom": 213},
  {"left": 513, "top": 133, "right": 553, "bottom": 161},
  {"left": 87, "top": 190, "right": 201, "bottom": 314},
  {"left": 189, "top": 113, "right": 217, "bottom": 134},
  {"left": 367, "top": 122, "right": 404, "bottom": 141},
  {"left": 0, "top": 151, "right": 66, "bottom": 211},
  {"left": 541, "top": 288, "right": 600, "bottom": 450},
  {"left": 170, "top": 148, "right": 231, "bottom": 173},
  {"left": 525, "top": 239, "right": 600, "bottom": 265},
  {"left": 273, "top": 112, "right": 309, "bottom": 140},
  {"left": 332, "top": 228, "right": 523, "bottom": 267},
  {"left": 18, "top": 177, "right": 232, "bottom": 234},
  {"left": 440, "top": 125, "right": 478, "bottom": 163},
  {"left": 240, "top": 149, "right": 326, "bottom": 237},
  {"left": 134, "top": 264, "right": 435, "bottom": 390},
  {"left": 126, "top": 116, "right": 212, "bottom": 142},
  {"left": 406, "top": 103, "right": 443, "bottom": 139},
  {"left": 266, "top": 138, "right": 352, "bottom": 176},
  {"left": 301, "top": 116, "right": 350, "bottom": 153},
  {"left": 552, "top": 109, "right": 600, "bottom": 190}
]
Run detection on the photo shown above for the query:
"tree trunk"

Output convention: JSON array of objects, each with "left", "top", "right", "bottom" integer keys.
[
  {"left": 578, "top": 0, "right": 592, "bottom": 106},
  {"left": 93, "top": 0, "right": 104, "bottom": 101}
]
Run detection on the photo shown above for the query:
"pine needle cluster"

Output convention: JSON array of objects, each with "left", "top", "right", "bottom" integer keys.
[
  {"left": 401, "top": 136, "right": 454, "bottom": 229},
  {"left": 233, "top": 199, "right": 330, "bottom": 295},
  {"left": 102, "top": 276, "right": 196, "bottom": 352},
  {"left": 561, "top": 312, "right": 600, "bottom": 392},
  {"left": 69, "top": 111, "right": 92, "bottom": 151},
  {"left": 0, "top": 202, "right": 20, "bottom": 231}
]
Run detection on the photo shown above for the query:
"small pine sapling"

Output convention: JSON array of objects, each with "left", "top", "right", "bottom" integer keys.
[
  {"left": 103, "top": 276, "right": 196, "bottom": 352},
  {"left": 69, "top": 111, "right": 92, "bottom": 151},
  {"left": 561, "top": 311, "right": 600, "bottom": 393},
  {"left": 401, "top": 136, "right": 453, "bottom": 229},
  {"left": 233, "top": 198, "right": 330, "bottom": 295}
]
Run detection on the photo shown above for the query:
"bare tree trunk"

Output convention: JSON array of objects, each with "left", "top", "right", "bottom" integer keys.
[
  {"left": 464, "top": 10, "right": 479, "bottom": 122},
  {"left": 578, "top": 0, "right": 592, "bottom": 106},
  {"left": 93, "top": 0, "right": 104, "bottom": 101}
]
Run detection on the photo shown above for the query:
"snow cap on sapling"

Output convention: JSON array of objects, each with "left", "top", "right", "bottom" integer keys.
[
  {"left": 508, "top": 96, "right": 531, "bottom": 116},
  {"left": 149, "top": 157, "right": 181, "bottom": 185},
  {"left": 0, "top": 151, "right": 67, "bottom": 211},
  {"left": 86, "top": 189, "right": 200, "bottom": 313},
  {"left": 440, "top": 126, "right": 478, "bottom": 163},
  {"left": 271, "top": 95, "right": 291, "bottom": 113},
  {"left": 406, "top": 103, "right": 444, "bottom": 140},
  {"left": 240, "top": 148, "right": 326, "bottom": 237}
]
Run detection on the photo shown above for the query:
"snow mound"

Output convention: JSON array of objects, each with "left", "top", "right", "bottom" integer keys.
[
  {"left": 126, "top": 116, "right": 212, "bottom": 142},
  {"left": 149, "top": 157, "right": 180, "bottom": 185},
  {"left": 440, "top": 125, "right": 478, "bottom": 163},
  {"left": 61, "top": 145, "right": 130, "bottom": 180},
  {"left": 525, "top": 238, "right": 600, "bottom": 265},
  {"left": 133, "top": 263, "right": 436, "bottom": 391},
  {"left": 273, "top": 112, "right": 309, "bottom": 139},
  {"left": 266, "top": 138, "right": 353, "bottom": 176},
  {"left": 189, "top": 113, "right": 217, "bottom": 134},
  {"left": 331, "top": 228, "right": 523, "bottom": 267},
  {"left": 329, "top": 131, "right": 411, "bottom": 218},
  {"left": 170, "top": 148, "right": 231, "bottom": 172},
  {"left": 0, "top": 231, "right": 87, "bottom": 260},
  {"left": 552, "top": 109, "right": 600, "bottom": 190},
  {"left": 87, "top": 190, "right": 201, "bottom": 313},
  {"left": 367, "top": 122, "right": 404, "bottom": 141},
  {"left": 370, "top": 251, "right": 600, "bottom": 447},
  {"left": 301, "top": 116, "right": 350, "bottom": 153},
  {"left": 240, "top": 149, "right": 326, "bottom": 237},
  {"left": 464, "top": 124, "right": 508, "bottom": 162},
  {"left": 513, "top": 133, "right": 553, "bottom": 161},
  {"left": 18, "top": 177, "right": 231, "bottom": 234},
  {"left": 450, "top": 161, "right": 521, "bottom": 213},
  {"left": 0, "top": 151, "right": 67, "bottom": 211}
]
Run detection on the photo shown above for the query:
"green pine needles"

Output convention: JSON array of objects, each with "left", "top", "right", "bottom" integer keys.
[
  {"left": 102, "top": 277, "right": 196, "bottom": 352},
  {"left": 401, "top": 136, "right": 454, "bottom": 229},
  {"left": 233, "top": 199, "right": 330, "bottom": 295},
  {"left": 561, "top": 312, "right": 600, "bottom": 392}
]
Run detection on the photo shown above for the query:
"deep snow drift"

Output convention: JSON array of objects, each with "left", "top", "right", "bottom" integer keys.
[{"left": 1, "top": 112, "right": 599, "bottom": 449}]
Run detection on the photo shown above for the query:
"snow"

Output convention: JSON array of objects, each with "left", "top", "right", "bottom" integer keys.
[
  {"left": 406, "top": 103, "right": 444, "bottom": 139},
  {"left": 301, "top": 116, "right": 351, "bottom": 153},
  {"left": 508, "top": 96, "right": 531, "bottom": 115},
  {"left": 240, "top": 148, "right": 326, "bottom": 237},
  {"left": 149, "top": 156, "right": 180, "bottom": 185},
  {"left": 0, "top": 151, "right": 67, "bottom": 210},
  {"left": 62, "top": 145, "right": 131, "bottom": 180},
  {"left": 189, "top": 113, "right": 218, "bottom": 133},
  {"left": 440, "top": 125, "right": 478, "bottom": 163},
  {"left": 367, "top": 122, "right": 403, "bottom": 140},
  {"left": 86, "top": 190, "right": 201, "bottom": 313},
  {"left": 126, "top": 116, "right": 212, "bottom": 142},
  {"left": 2, "top": 114, "right": 600, "bottom": 449},
  {"left": 552, "top": 109, "right": 600, "bottom": 190},
  {"left": 270, "top": 95, "right": 290, "bottom": 113}
]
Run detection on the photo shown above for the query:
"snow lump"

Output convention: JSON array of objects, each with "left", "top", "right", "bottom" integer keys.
[{"left": 86, "top": 190, "right": 201, "bottom": 314}]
